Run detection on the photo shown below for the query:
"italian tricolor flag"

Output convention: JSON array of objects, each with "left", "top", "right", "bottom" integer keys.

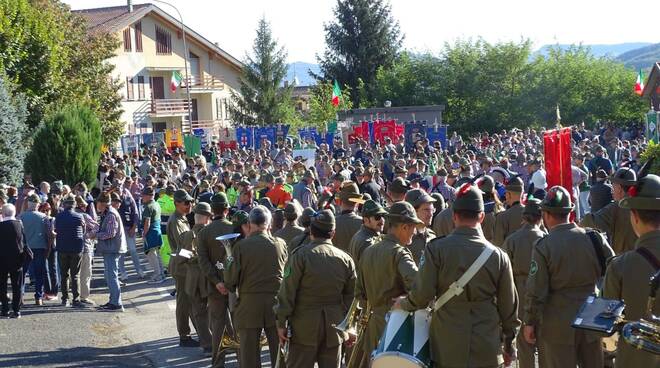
[
  {"left": 332, "top": 80, "right": 342, "bottom": 107},
  {"left": 634, "top": 69, "right": 644, "bottom": 96},
  {"left": 171, "top": 70, "right": 183, "bottom": 92}
]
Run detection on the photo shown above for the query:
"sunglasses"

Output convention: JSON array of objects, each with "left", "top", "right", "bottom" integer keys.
[{"left": 372, "top": 215, "right": 384, "bottom": 221}]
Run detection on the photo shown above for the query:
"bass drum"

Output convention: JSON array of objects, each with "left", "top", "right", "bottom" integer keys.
[{"left": 371, "top": 309, "right": 431, "bottom": 368}]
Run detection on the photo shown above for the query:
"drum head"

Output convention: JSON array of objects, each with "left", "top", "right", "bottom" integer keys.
[
  {"left": 216, "top": 233, "right": 241, "bottom": 241},
  {"left": 372, "top": 352, "right": 427, "bottom": 368}
]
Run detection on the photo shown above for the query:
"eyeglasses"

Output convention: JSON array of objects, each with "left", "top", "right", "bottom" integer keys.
[{"left": 372, "top": 215, "right": 384, "bottom": 221}]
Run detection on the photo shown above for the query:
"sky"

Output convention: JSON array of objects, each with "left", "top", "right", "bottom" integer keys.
[{"left": 64, "top": 0, "right": 658, "bottom": 63}]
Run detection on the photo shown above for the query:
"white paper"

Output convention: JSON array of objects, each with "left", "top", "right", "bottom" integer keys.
[{"left": 178, "top": 249, "right": 193, "bottom": 259}]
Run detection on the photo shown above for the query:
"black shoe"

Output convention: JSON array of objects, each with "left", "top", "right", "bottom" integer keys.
[
  {"left": 99, "top": 303, "right": 124, "bottom": 312},
  {"left": 179, "top": 337, "right": 200, "bottom": 347},
  {"left": 61, "top": 299, "right": 70, "bottom": 307},
  {"left": 10, "top": 311, "right": 20, "bottom": 319},
  {"left": 72, "top": 300, "right": 84, "bottom": 308},
  {"left": 0, "top": 310, "right": 9, "bottom": 317},
  {"left": 170, "top": 290, "right": 176, "bottom": 297}
]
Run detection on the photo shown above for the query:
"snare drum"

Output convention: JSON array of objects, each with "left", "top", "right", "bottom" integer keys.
[{"left": 371, "top": 309, "right": 431, "bottom": 368}]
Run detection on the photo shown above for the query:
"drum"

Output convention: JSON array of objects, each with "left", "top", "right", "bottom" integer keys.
[{"left": 371, "top": 309, "right": 431, "bottom": 368}]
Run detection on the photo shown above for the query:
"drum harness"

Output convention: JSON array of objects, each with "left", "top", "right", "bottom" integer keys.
[{"left": 433, "top": 246, "right": 494, "bottom": 311}]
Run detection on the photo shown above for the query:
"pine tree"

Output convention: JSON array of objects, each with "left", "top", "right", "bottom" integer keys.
[
  {"left": 229, "top": 17, "right": 296, "bottom": 126},
  {"left": 26, "top": 105, "right": 102, "bottom": 185},
  {"left": 0, "top": 75, "right": 28, "bottom": 185},
  {"left": 318, "top": 0, "right": 402, "bottom": 107}
]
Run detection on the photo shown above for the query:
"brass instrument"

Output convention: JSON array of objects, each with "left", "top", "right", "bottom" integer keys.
[
  {"left": 334, "top": 299, "right": 372, "bottom": 367},
  {"left": 215, "top": 233, "right": 243, "bottom": 354},
  {"left": 274, "top": 325, "right": 291, "bottom": 368},
  {"left": 622, "top": 269, "right": 660, "bottom": 355}
]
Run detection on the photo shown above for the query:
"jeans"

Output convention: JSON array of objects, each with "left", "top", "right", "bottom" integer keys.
[
  {"left": 45, "top": 249, "right": 59, "bottom": 295},
  {"left": 31, "top": 249, "right": 48, "bottom": 300},
  {"left": 58, "top": 252, "right": 82, "bottom": 301},
  {"left": 119, "top": 234, "right": 143, "bottom": 277},
  {"left": 80, "top": 250, "right": 93, "bottom": 300},
  {"left": 103, "top": 253, "right": 122, "bottom": 306},
  {"left": 0, "top": 268, "right": 23, "bottom": 313},
  {"left": 145, "top": 248, "right": 162, "bottom": 280}
]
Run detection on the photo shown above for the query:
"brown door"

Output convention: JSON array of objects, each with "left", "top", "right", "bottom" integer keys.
[{"left": 151, "top": 77, "right": 165, "bottom": 99}]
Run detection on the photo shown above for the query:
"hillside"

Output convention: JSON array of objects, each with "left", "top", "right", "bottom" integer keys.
[
  {"left": 616, "top": 43, "right": 660, "bottom": 70},
  {"left": 533, "top": 42, "right": 653, "bottom": 59}
]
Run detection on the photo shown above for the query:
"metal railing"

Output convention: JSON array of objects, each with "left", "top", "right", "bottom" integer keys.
[
  {"left": 149, "top": 99, "right": 191, "bottom": 116},
  {"left": 182, "top": 75, "right": 224, "bottom": 90}
]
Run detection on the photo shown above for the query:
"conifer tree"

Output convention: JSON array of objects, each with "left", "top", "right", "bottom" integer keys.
[{"left": 0, "top": 75, "right": 28, "bottom": 185}]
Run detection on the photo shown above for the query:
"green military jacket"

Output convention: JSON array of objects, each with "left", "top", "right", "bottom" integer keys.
[
  {"left": 197, "top": 216, "right": 234, "bottom": 297},
  {"left": 183, "top": 223, "right": 211, "bottom": 299},
  {"left": 355, "top": 234, "right": 418, "bottom": 358},
  {"left": 400, "top": 226, "right": 519, "bottom": 368},
  {"left": 408, "top": 228, "right": 436, "bottom": 266},
  {"left": 603, "top": 230, "right": 660, "bottom": 368},
  {"left": 166, "top": 211, "right": 190, "bottom": 277},
  {"left": 502, "top": 223, "right": 546, "bottom": 307},
  {"left": 580, "top": 201, "right": 638, "bottom": 254},
  {"left": 493, "top": 202, "right": 524, "bottom": 247},
  {"left": 276, "top": 238, "right": 356, "bottom": 347},
  {"left": 332, "top": 210, "right": 363, "bottom": 253},
  {"left": 524, "top": 223, "right": 614, "bottom": 345},
  {"left": 224, "top": 230, "right": 287, "bottom": 329},
  {"left": 274, "top": 222, "right": 305, "bottom": 245},
  {"left": 481, "top": 204, "right": 503, "bottom": 243},
  {"left": 348, "top": 225, "right": 380, "bottom": 265},
  {"left": 431, "top": 207, "right": 454, "bottom": 237},
  {"left": 289, "top": 230, "right": 310, "bottom": 252}
]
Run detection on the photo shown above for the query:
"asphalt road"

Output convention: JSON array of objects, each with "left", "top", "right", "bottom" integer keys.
[{"left": 0, "top": 244, "right": 265, "bottom": 368}]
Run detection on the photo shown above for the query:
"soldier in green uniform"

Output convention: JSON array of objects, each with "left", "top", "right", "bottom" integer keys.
[
  {"left": 524, "top": 186, "right": 614, "bottom": 368},
  {"left": 289, "top": 208, "right": 316, "bottom": 252},
  {"left": 332, "top": 182, "right": 363, "bottom": 253},
  {"left": 603, "top": 173, "right": 660, "bottom": 368},
  {"left": 274, "top": 202, "right": 305, "bottom": 243},
  {"left": 493, "top": 176, "right": 525, "bottom": 246},
  {"left": 166, "top": 189, "right": 199, "bottom": 347},
  {"left": 183, "top": 202, "right": 214, "bottom": 356},
  {"left": 348, "top": 200, "right": 387, "bottom": 264},
  {"left": 276, "top": 209, "right": 356, "bottom": 368},
  {"left": 394, "top": 183, "right": 519, "bottom": 368},
  {"left": 404, "top": 189, "right": 437, "bottom": 265},
  {"left": 477, "top": 175, "right": 504, "bottom": 243},
  {"left": 354, "top": 201, "right": 421, "bottom": 368},
  {"left": 431, "top": 203, "right": 454, "bottom": 237},
  {"left": 386, "top": 177, "right": 410, "bottom": 206},
  {"left": 502, "top": 196, "right": 546, "bottom": 368},
  {"left": 580, "top": 167, "right": 638, "bottom": 254},
  {"left": 197, "top": 193, "right": 235, "bottom": 368},
  {"left": 224, "top": 205, "right": 288, "bottom": 367}
]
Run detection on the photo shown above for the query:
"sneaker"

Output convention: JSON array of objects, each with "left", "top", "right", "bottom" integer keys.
[
  {"left": 35, "top": 299, "right": 43, "bottom": 306},
  {"left": 72, "top": 300, "right": 84, "bottom": 308},
  {"left": 98, "top": 303, "right": 124, "bottom": 312},
  {"left": 97, "top": 302, "right": 112, "bottom": 309},
  {"left": 61, "top": 299, "right": 70, "bottom": 307},
  {"left": 10, "top": 311, "right": 20, "bottom": 319},
  {"left": 119, "top": 280, "right": 127, "bottom": 287},
  {"left": 179, "top": 337, "right": 200, "bottom": 347},
  {"left": 80, "top": 299, "right": 95, "bottom": 306}
]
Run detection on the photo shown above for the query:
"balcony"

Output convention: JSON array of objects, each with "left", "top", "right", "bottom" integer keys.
[
  {"left": 149, "top": 99, "right": 191, "bottom": 117},
  {"left": 190, "top": 119, "right": 227, "bottom": 131},
  {"left": 181, "top": 75, "right": 224, "bottom": 92}
]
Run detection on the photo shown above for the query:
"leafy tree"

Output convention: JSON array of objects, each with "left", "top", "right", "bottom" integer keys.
[
  {"left": 26, "top": 105, "right": 102, "bottom": 185},
  {"left": 229, "top": 17, "right": 295, "bottom": 126},
  {"left": 305, "top": 80, "right": 353, "bottom": 130},
  {"left": 0, "top": 75, "right": 29, "bottom": 185},
  {"left": 318, "top": 0, "right": 402, "bottom": 107}
]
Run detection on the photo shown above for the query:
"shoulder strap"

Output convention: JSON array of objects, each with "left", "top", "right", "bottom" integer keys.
[
  {"left": 433, "top": 246, "right": 494, "bottom": 311},
  {"left": 636, "top": 247, "right": 660, "bottom": 271},
  {"left": 586, "top": 230, "right": 607, "bottom": 277}
]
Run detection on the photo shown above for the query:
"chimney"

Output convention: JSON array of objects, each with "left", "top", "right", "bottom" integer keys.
[{"left": 127, "top": 0, "right": 133, "bottom": 12}]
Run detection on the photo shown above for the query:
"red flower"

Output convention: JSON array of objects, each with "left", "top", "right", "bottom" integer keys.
[
  {"left": 457, "top": 183, "right": 472, "bottom": 197},
  {"left": 628, "top": 186, "right": 638, "bottom": 197}
]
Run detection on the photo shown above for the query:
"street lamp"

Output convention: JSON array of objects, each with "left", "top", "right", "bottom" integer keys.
[{"left": 150, "top": 0, "right": 193, "bottom": 134}]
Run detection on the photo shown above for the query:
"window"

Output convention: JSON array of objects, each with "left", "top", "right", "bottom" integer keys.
[
  {"left": 216, "top": 98, "right": 223, "bottom": 120},
  {"left": 126, "top": 77, "right": 134, "bottom": 100},
  {"left": 134, "top": 21, "right": 143, "bottom": 52},
  {"left": 123, "top": 28, "right": 132, "bottom": 52},
  {"left": 155, "top": 25, "right": 172, "bottom": 54},
  {"left": 224, "top": 98, "right": 231, "bottom": 120},
  {"left": 137, "top": 76, "right": 145, "bottom": 100}
]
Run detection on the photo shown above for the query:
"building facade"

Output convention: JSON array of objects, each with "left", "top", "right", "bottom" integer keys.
[{"left": 75, "top": 3, "right": 243, "bottom": 137}]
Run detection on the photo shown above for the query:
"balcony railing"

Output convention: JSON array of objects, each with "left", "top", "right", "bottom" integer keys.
[
  {"left": 182, "top": 75, "right": 224, "bottom": 90},
  {"left": 190, "top": 119, "right": 226, "bottom": 130},
  {"left": 149, "top": 99, "right": 191, "bottom": 117}
]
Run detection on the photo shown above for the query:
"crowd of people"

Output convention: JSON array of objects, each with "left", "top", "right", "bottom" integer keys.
[{"left": 0, "top": 121, "right": 657, "bottom": 368}]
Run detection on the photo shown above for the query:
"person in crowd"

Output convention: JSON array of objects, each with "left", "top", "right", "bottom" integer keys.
[
  {"left": 273, "top": 201, "right": 304, "bottom": 244},
  {"left": 74, "top": 195, "right": 98, "bottom": 305},
  {"left": 95, "top": 192, "right": 127, "bottom": 312},
  {"left": 110, "top": 181, "right": 143, "bottom": 281},
  {"left": 404, "top": 189, "right": 437, "bottom": 265},
  {"left": 348, "top": 199, "right": 387, "bottom": 264},
  {"left": 141, "top": 187, "right": 165, "bottom": 283},
  {"left": 19, "top": 194, "right": 50, "bottom": 306},
  {"left": 54, "top": 194, "right": 86, "bottom": 307},
  {"left": 589, "top": 169, "right": 613, "bottom": 212},
  {"left": 333, "top": 181, "right": 363, "bottom": 254},
  {"left": 493, "top": 176, "right": 525, "bottom": 246},
  {"left": 292, "top": 171, "right": 317, "bottom": 209},
  {"left": 0, "top": 204, "right": 29, "bottom": 318}
]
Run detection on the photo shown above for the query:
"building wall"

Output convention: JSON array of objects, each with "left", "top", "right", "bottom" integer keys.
[{"left": 109, "top": 12, "right": 241, "bottom": 136}]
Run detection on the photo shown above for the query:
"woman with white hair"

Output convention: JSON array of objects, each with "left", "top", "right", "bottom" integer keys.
[{"left": 0, "top": 204, "right": 30, "bottom": 318}]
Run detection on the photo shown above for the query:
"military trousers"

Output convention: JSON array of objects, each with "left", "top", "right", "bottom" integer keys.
[
  {"left": 190, "top": 294, "right": 212, "bottom": 350},
  {"left": 538, "top": 329, "right": 603, "bottom": 368},
  {"left": 208, "top": 293, "right": 230, "bottom": 368},
  {"left": 238, "top": 327, "right": 278, "bottom": 368},
  {"left": 515, "top": 331, "right": 537, "bottom": 368},
  {"left": 288, "top": 343, "right": 341, "bottom": 368},
  {"left": 174, "top": 275, "right": 195, "bottom": 338}
]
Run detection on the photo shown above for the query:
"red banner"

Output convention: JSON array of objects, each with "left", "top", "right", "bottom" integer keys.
[{"left": 544, "top": 127, "right": 573, "bottom": 195}]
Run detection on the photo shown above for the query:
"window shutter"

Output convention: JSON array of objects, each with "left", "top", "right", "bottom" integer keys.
[
  {"left": 137, "top": 76, "right": 145, "bottom": 100},
  {"left": 126, "top": 77, "right": 134, "bottom": 100},
  {"left": 134, "top": 21, "right": 143, "bottom": 52},
  {"left": 123, "top": 28, "right": 132, "bottom": 52}
]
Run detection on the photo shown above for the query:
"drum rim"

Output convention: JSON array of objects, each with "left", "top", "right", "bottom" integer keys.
[{"left": 371, "top": 351, "right": 429, "bottom": 368}]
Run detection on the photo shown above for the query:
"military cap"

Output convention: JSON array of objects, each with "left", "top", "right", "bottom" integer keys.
[
  {"left": 405, "top": 188, "right": 436, "bottom": 208},
  {"left": 430, "top": 192, "right": 445, "bottom": 210},
  {"left": 477, "top": 175, "right": 495, "bottom": 194},
  {"left": 141, "top": 186, "right": 155, "bottom": 196},
  {"left": 193, "top": 202, "right": 213, "bottom": 217},
  {"left": 27, "top": 193, "right": 41, "bottom": 203},
  {"left": 211, "top": 192, "right": 229, "bottom": 206},
  {"left": 311, "top": 209, "right": 335, "bottom": 232},
  {"left": 505, "top": 176, "right": 524, "bottom": 192},
  {"left": 394, "top": 165, "right": 407, "bottom": 175},
  {"left": 338, "top": 181, "right": 362, "bottom": 200},
  {"left": 63, "top": 193, "right": 77, "bottom": 204},
  {"left": 231, "top": 172, "right": 243, "bottom": 182},
  {"left": 284, "top": 202, "right": 301, "bottom": 218},
  {"left": 51, "top": 180, "right": 64, "bottom": 195},
  {"left": 109, "top": 192, "right": 121, "bottom": 203},
  {"left": 386, "top": 201, "right": 424, "bottom": 225},
  {"left": 360, "top": 193, "right": 372, "bottom": 201},
  {"left": 459, "top": 157, "right": 471, "bottom": 168},
  {"left": 331, "top": 173, "right": 346, "bottom": 182},
  {"left": 609, "top": 167, "right": 637, "bottom": 186},
  {"left": 453, "top": 183, "right": 485, "bottom": 212},
  {"left": 173, "top": 189, "right": 193, "bottom": 202},
  {"left": 389, "top": 177, "right": 411, "bottom": 195},
  {"left": 165, "top": 184, "right": 176, "bottom": 195},
  {"left": 97, "top": 192, "right": 111, "bottom": 204},
  {"left": 232, "top": 210, "right": 249, "bottom": 227},
  {"left": 406, "top": 172, "right": 424, "bottom": 184},
  {"left": 523, "top": 196, "right": 542, "bottom": 216},
  {"left": 437, "top": 168, "right": 448, "bottom": 177},
  {"left": 361, "top": 199, "right": 388, "bottom": 217},
  {"left": 300, "top": 207, "right": 316, "bottom": 227},
  {"left": 619, "top": 174, "right": 660, "bottom": 210},
  {"left": 540, "top": 186, "right": 574, "bottom": 213}
]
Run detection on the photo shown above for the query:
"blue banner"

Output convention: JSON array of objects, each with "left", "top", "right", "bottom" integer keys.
[
  {"left": 236, "top": 127, "right": 254, "bottom": 148},
  {"left": 298, "top": 127, "right": 318, "bottom": 144},
  {"left": 274, "top": 124, "right": 289, "bottom": 144},
  {"left": 404, "top": 122, "right": 427, "bottom": 148},
  {"left": 254, "top": 126, "right": 276, "bottom": 149},
  {"left": 426, "top": 125, "right": 448, "bottom": 149}
]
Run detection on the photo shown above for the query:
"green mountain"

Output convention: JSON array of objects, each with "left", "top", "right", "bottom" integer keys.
[
  {"left": 534, "top": 43, "right": 652, "bottom": 59},
  {"left": 616, "top": 43, "right": 660, "bottom": 71}
]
